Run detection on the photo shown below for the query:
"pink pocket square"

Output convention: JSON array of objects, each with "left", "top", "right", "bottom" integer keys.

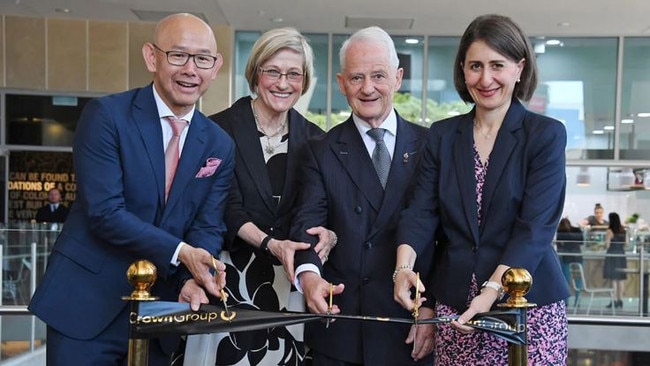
[{"left": 195, "top": 158, "right": 221, "bottom": 178}]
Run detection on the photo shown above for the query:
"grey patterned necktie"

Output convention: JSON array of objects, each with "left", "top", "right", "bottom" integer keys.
[{"left": 367, "top": 128, "right": 391, "bottom": 188}]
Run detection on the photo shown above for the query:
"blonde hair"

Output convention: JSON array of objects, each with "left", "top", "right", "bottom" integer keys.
[{"left": 245, "top": 27, "right": 314, "bottom": 95}]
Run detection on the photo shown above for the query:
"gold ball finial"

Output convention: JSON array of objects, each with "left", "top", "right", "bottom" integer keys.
[
  {"left": 498, "top": 267, "right": 536, "bottom": 308},
  {"left": 122, "top": 260, "right": 159, "bottom": 301}
]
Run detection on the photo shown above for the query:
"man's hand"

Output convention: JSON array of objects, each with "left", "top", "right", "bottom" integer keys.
[
  {"left": 406, "top": 306, "right": 435, "bottom": 361},
  {"left": 177, "top": 244, "right": 226, "bottom": 298},
  {"left": 306, "top": 227, "right": 337, "bottom": 264},
  {"left": 299, "top": 271, "right": 344, "bottom": 314},
  {"left": 178, "top": 278, "right": 210, "bottom": 311},
  {"left": 267, "top": 238, "right": 310, "bottom": 282}
]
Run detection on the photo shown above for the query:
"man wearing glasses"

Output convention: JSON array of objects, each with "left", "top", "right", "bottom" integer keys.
[{"left": 29, "top": 13, "right": 234, "bottom": 365}]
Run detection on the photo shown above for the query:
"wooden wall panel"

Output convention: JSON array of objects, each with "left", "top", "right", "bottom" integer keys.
[
  {"left": 88, "top": 21, "right": 127, "bottom": 93},
  {"left": 48, "top": 18, "right": 87, "bottom": 91},
  {"left": 5, "top": 16, "right": 46, "bottom": 89}
]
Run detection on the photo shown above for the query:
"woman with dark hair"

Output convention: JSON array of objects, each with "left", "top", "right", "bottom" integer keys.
[
  {"left": 556, "top": 217, "right": 584, "bottom": 306},
  {"left": 393, "top": 14, "right": 569, "bottom": 364},
  {"left": 604, "top": 212, "right": 627, "bottom": 309}
]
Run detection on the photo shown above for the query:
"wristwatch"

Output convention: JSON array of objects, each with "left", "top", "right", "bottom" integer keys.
[{"left": 481, "top": 280, "right": 505, "bottom": 300}]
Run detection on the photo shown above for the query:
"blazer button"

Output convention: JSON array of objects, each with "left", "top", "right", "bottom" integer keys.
[
  {"left": 364, "top": 242, "right": 372, "bottom": 249},
  {"left": 362, "top": 277, "right": 370, "bottom": 284},
  {"left": 354, "top": 206, "right": 363, "bottom": 214},
  {"left": 472, "top": 246, "right": 478, "bottom": 253}
]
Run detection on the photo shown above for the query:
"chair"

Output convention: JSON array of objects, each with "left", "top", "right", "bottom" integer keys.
[
  {"left": 2, "top": 258, "right": 31, "bottom": 305},
  {"left": 569, "top": 262, "right": 615, "bottom": 315}
]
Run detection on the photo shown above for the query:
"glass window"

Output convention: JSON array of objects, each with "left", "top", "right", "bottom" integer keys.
[
  {"left": 620, "top": 37, "right": 650, "bottom": 160},
  {"left": 233, "top": 31, "right": 261, "bottom": 100},
  {"left": 535, "top": 38, "right": 618, "bottom": 160},
  {"left": 5, "top": 94, "right": 92, "bottom": 147},
  {"left": 426, "top": 37, "right": 471, "bottom": 127},
  {"left": 302, "top": 33, "right": 329, "bottom": 131}
]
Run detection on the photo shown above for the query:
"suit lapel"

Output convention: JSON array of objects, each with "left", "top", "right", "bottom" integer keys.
[
  {"left": 480, "top": 100, "right": 525, "bottom": 221},
  {"left": 454, "top": 114, "right": 480, "bottom": 244},
  {"left": 131, "top": 85, "right": 166, "bottom": 208},
  {"left": 165, "top": 114, "right": 207, "bottom": 211},
  {"left": 332, "top": 119, "right": 384, "bottom": 213},
  {"left": 278, "top": 110, "right": 312, "bottom": 216},
  {"left": 370, "top": 116, "right": 419, "bottom": 237},
  {"left": 230, "top": 100, "right": 276, "bottom": 213}
]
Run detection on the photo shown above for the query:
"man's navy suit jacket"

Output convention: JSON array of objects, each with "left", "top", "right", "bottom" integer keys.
[{"left": 28, "top": 84, "right": 235, "bottom": 341}]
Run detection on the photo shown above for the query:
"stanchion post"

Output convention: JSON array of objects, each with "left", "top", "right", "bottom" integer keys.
[
  {"left": 122, "top": 260, "right": 159, "bottom": 366},
  {"left": 497, "top": 267, "right": 536, "bottom": 366}
]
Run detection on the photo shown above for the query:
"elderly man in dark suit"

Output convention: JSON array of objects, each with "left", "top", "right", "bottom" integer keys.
[
  {"left": 28, "top": 13, "right": 234, "bottom": 366},
  {"left": 35, "top": 188, "right": 69, "bottom": 223},
  {"left": 290, "top": 26, "right": 434, "bottom": 365}
]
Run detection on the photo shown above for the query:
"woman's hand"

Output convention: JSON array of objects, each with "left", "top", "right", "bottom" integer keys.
[
  {"left": 393, "top": 266, "right": 427, "bottom": 311},
  {"left": 451, "top": 287, "right": 499, "bottom": 333},
  {"left": 307, "top": 226, "right": 338, "bottom": 264}
]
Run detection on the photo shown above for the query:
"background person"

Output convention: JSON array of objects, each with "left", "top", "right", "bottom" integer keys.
[
  {"left": 28, "top": 13, "right": 234, "bottom": 365},
  {"left": 393, "top": 14, "right": 569, "bottom": 365},
  {"left": 291, "top": 26, "right": 434, "bottom": 365},
  {"left": 581, "top": 203, "right": 608, "bottom": 227},
  {"left": 183, "top": 27, "right": 335, "bottom": 366},
  {"left": 604, "top": 212, "right": 627, "bottom": 309},
  {"left": 34, "top": 188, "right": 69, "bottom": 223},
  {"left": 556, "top": 217, "right": 584, "bottom": 307}
]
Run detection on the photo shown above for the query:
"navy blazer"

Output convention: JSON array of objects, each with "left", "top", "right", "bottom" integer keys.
[
  {"left": 210, "top": 96, "right": 324, "bottom": 248},
  {"left": 398, "top": 99, "right": 570, "bottom": 312},
  {"left": 291, "top": 113, "right": 432, "bottom": 365},
  {"left": 29, "top": 84, "right": 235, "bottom": 341}
]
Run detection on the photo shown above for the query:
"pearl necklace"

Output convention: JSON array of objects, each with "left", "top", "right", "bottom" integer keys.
[
  {"left": 473, "top": 119, "right": 493, "bottom": 140},
  {"left": 252, "top": 101, "right": 288, "bottom": 155}
]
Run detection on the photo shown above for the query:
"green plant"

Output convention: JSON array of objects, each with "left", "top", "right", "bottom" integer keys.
[{"left": 627, "top": 213, "right": 640, "bottom": 224}]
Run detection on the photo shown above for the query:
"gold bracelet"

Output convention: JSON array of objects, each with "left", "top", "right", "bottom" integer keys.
[{"left": 392, "top": 264, "right": 412, "bottom": 282}]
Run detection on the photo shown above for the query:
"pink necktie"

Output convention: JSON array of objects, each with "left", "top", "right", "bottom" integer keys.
[{"left": 165, "top": 116, "right": 188, "bottom": 201}]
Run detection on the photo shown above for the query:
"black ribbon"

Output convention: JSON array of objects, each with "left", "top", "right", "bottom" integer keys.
[{"left": 130, "top": 301, "right": 526, "bottom": 345}]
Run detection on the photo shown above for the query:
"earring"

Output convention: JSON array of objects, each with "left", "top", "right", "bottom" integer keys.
[{"left": 516, "top": 78, "right": 521, "bottom": 83}]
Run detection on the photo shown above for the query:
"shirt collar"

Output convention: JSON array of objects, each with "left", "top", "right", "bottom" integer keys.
[
  {"left": 152, "top": 85, "right": 195, "bottom": 122},
  {"left": 352, "top": 109, "right": 397, "bottom": 137}
]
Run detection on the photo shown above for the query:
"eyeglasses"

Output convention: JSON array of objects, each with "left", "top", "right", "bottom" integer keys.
[
  {"left": 259, "top": 67, "right": 304, "bottom": 83},
  {"left": 152, "top": 44, "right": 218, "bottom": 70}
]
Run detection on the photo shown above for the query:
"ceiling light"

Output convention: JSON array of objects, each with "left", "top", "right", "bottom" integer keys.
[
  {"left": 637, "top": 112, "right": 650, "bottom": 117},
  {"left": 603, "top": 125, "right": 615, "bottom": 131},
  {"left": 621, "top": 119, "right": 634, "bottom": 124},
  {"left": 55, "top": 8, "right": 70, "bottom": 13},
  {"left": 546, "top": 39, "right": 561, "bottom": 46},
  {"left": 592, "top": 130, "right": 604, "bottom": 134},
  {"left": 405, "top": 38, "right": 419, "bottom": 44}
]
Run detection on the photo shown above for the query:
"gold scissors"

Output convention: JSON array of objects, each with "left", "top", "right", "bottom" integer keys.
[
  {"left": 326, "top": 282, "right": 334, "bottom": 328},
  {"left": 212, "top": 257, "right": 230, "bottom": 320},
  {"left": 412, "top": 272, "right": 420, "bottom": 351}
]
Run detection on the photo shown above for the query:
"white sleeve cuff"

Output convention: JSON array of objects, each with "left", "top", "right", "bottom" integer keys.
[
  {"left": 171, "top": 242, "right": 185, "bottom": 266},
  {"left": 293, "top": 264, "right": 321, "bottom": 293}
]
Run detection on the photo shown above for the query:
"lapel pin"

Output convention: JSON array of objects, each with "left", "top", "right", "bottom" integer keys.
[{"left": 403, "top": 152, "right": 409, "bottom": 163}]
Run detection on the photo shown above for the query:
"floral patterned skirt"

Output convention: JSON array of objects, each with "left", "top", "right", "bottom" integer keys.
[{"left": 433, "top": 278, "right": 568, "bottom": 366}]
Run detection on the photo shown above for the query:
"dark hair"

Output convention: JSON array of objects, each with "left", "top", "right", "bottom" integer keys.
[
  {"left": 453, "top": 14, "right": 538, "bottom": 103},
  {"left": 595, "top": 203, "right": 603, "bottom": 210},
  {"left": 558, "top": 217, "right": 573, "bottom": 232},
  {"left": 608, "top": 212, "right": 624, "bottom": 234}
]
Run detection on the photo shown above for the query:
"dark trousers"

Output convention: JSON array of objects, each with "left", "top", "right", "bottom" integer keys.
[
  {"left": 308, "top": 349, "right": 364, "bottom": 366},
  {"left": 46, "top": 305, "right": 170, "bottom": 366}
]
